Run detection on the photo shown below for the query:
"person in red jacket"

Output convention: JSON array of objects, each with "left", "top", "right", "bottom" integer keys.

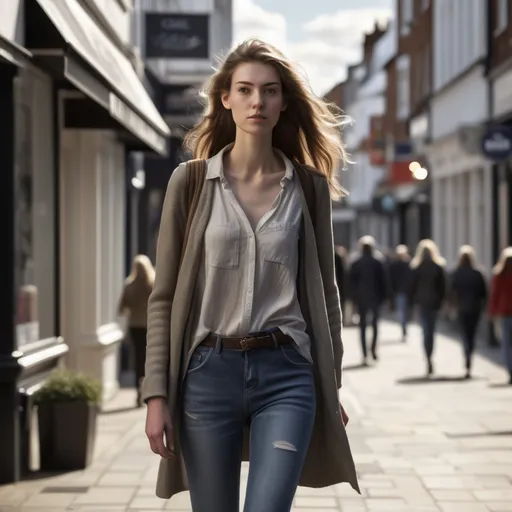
[{"left": 489, "top": 247, "right": 512, "bottom": 385}]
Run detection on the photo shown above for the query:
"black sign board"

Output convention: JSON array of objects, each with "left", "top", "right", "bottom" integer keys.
[
  {"left": 145, "top": 13, "right": 209, "bottom": 59},
  {"left": 481, "top": 124, "right": 512, "bottom": 161},
  {"left": 161, "top": 84, "right": 204, "bottom": 116}
]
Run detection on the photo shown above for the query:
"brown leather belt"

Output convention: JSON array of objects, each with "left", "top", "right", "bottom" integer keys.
[{"left": 201, "top": 330, "right": 292, "bottom": 351}]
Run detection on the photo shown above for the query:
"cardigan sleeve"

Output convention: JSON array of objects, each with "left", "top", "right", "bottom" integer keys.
[
  {"left": 141, "top": 163, "right": 188, "bottom": 403},
  {"left": 314, "top": 176, "right": 344, "bottom": 389}
]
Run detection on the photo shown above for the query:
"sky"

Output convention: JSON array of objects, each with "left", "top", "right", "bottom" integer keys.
[{"left": 233, "top": 0, "right": 393, "bottom": 96}]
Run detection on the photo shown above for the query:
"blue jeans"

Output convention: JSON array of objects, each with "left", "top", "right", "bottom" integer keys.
[
  {"left": 501, "top": 317, "right": 512, "bottom": 375},
  {"left": 395, "top": 294, "right": 409, "bottom": 336},
  {"left": 180, "top": 341, "right": 316, "bottom": 512},
  {"left": 419, "top": 308, "right": 438, "bottom": 361}
]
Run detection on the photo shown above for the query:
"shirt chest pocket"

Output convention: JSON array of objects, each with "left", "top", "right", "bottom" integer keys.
[
  {"left": 206, "top": 223, "right": 240, "bottom": 268},
  {"left": 260, "top": 221, "right": 298, "bottom": 266}
]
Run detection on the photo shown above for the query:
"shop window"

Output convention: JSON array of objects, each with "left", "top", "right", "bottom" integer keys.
[{"left": 14, "top": 70, "right": 56, "bottom": 348}]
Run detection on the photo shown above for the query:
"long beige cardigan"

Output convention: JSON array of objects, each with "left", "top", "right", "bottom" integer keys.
[{"left": 141, "top": 160, "right": 360, "bottom": 499}]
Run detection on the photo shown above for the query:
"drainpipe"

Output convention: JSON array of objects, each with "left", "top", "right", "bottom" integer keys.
[{"left": 484, "top": 0, "right": 499, "bottom": 346}]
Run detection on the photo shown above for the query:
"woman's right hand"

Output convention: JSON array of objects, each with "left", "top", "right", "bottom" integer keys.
[{"left": 145, "top": 397, "right": 175, "bottom": 459}]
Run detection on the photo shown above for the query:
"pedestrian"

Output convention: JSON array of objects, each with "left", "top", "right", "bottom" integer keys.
[
  {"left": 448, "top": 245, "right": 487, "bottom": 379},
  {"left": 118, "top": 254, "right": 154, "bottom": 407},
  {"left": 389, "top": 244, "right": 412, "bottom": 341},
  {"left": 349, "top": 235, "right": 388, "bottom": 364},
  {"left": 334, "top": 245, "right": 348, "bottom": 323},
  {"left": 488, "top": 247, "right": 512, "bottom": 385},
  {"left": 141, "top": 38, "right": 359, "bottom": 511},
  {"left": 409, "top": 239, "right": 446, "bottom": 377}
]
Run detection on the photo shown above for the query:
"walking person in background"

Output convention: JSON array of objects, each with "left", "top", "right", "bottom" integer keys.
[
  {"left": 118, "top": 254, "right": 154, "bottom": 407},
  {"left": 449, "top": 245, "right": 487, "bottom": 379},
  {"left": 334, "top": 245, "right": 348, "bottom": 324},
  {"left": 141, "top": 38, "right": 359, "bottom": 511},
  {"left": 389, "top": 244, "right": 412, "bottom": 342},
  {"left": 349, "top": 236, "right": 388, "bottom": 365},
  {"left": 489, "top": 247, "right": 512, "bottom": 385},
  {"left": 409, "top": 239, "right": 446, "bottom": 377}
]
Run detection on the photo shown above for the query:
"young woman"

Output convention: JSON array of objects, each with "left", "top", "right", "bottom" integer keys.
[
  {"left": 489, "top": 247, "right": 512, "bottom": 385},
  {"left": 409, "top": 239, "right": 446, "bottom": 377},
  {"left": 141, "top": 38, "right": 359, "bottom": 511},
  {"left": 118, "top": 254, "right": 155, "bottom": 407},
  {"left": 449, "top": 245, "right": 487, "bottom": 379}
]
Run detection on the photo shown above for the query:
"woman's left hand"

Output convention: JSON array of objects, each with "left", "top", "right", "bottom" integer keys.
[{"left": 339, "top": 402, "right": 349, "bottom": 426}]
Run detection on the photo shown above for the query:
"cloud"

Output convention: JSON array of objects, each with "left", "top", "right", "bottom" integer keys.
[
  {"left": 233, "top": 0, "right": 288, "bottom": 50},
  {"left": 233, "top": 1, "right": 392, "bottom": 96}
]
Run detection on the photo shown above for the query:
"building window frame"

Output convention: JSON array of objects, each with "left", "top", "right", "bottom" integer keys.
[
  {"left": 396, "top": 54, "right": 410, "bottom": 120},
  {"left": 400, "top": 0, "right": 413, "bottom": 35},
  {"left": 496, "top": 0, "right": 509, "bottom": 35}
]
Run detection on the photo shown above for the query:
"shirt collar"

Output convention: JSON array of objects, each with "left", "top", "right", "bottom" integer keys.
[{"left": 205, "top": 143, "right": 295, "bottom": 186}]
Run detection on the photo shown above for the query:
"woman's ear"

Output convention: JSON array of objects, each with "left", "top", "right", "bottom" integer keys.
[{"left": 221, "top": 91, "right": 231, "bottom": 110}]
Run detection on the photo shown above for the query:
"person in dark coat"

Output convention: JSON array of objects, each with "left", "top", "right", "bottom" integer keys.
[
  {"left": 489, "top": 247, "right": 512, "bottom": 385},
  {"left": 349, "top": 236, "right": 388, "bottom": 364},
  {"left": 389, "top": 244, "right": 412, "bottom": 341},
  {"left": 449, "top": 245, "right": 487, "bottom": 379},
  {"left": 334, "top": 246, "right": 347, "bottom": 323},
  {"left": 409, "top": 239, "right": 446, "bottom": 377}
]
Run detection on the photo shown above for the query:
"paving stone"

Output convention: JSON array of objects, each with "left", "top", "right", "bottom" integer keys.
[
  {"left": 294, "top": 496, "right": 339, "bottom": 507},
  {"left": 488, "top": 504, "right": 512, "bottom": 512},
  {"left": 473, "top": 490, "right": 512, "bottom": 501},
  {"left": 438, "top": 503, "right": 490, "bottom": 512},
  {"left": 431, "top": 490, "right": 475, "bottom": 501},
  {"left": 73, "top": 487, "right": 136, "bottom": 505},
  {"left": 21, "top": 492, "right": 78, "bottom": 508}
]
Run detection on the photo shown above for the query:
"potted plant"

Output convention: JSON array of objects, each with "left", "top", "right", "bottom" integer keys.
[{"left": 34, "top": 369, "right": 102, "bottom": 471}]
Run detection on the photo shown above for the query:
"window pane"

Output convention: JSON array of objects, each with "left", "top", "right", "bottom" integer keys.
[{"left": 14, "top": 71, "right": 56, "bottom": 348}]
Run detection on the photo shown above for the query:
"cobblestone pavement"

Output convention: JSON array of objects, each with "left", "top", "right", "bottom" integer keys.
[{"left": 1, "top": 319, "right": 511, "bottom": 511}]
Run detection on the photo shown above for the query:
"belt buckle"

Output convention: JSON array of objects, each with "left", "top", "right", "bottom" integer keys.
[{"left": 240, "top": 335, "right": 257, "bottom": 351}]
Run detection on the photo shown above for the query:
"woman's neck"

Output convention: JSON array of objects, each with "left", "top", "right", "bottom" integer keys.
[{"left": 225, "top": 132, "right": 282, "bottom": 180}]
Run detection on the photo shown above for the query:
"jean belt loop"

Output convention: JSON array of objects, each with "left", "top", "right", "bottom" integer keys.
[
  {"left": 215, "top": 335, "right": 223, "bottom": 354},
  {"left": 270, "top": 331, "right": 278, "bottom": 349}
]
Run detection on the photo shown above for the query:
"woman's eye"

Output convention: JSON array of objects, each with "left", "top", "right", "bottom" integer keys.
[
  {"left": 266, "top": 89, "right": 277, "bottom": 95},
  {"left": 238, "top": 87, "right": 249, "bottom": 94}
]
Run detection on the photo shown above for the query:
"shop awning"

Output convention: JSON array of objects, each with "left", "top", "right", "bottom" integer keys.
[
  {"left": 29, "top": 0, "right": 170, "bottom": 155},
  {"left": 0, "top": 35, "right": 31, "bottom": 67}
]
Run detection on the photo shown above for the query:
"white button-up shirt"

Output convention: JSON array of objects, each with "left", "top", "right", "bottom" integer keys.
[{"left": 191, "top": 144, "right": 312, "bottom": 361}]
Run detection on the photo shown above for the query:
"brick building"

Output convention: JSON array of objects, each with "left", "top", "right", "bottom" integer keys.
[{"left": 381, "top": 0, "right": 433, "bottom": 253}]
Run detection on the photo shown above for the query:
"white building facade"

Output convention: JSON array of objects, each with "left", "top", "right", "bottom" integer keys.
[
  {"left": 427, "top": 0, "right": 493, "bottom": 270},
  {"left": 343, "top": 24, "right": 395, "bottom": 249}
]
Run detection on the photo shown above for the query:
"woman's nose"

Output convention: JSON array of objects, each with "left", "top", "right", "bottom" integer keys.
[{"left": 252, "top": 92, "right": 263, "bottom": 108}]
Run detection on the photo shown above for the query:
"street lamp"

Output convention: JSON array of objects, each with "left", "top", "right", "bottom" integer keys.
[{"left": 409, "top": 161, "right": 428, "bottom": 180}]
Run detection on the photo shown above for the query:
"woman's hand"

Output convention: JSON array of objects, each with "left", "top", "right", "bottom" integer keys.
[
  {"left": 339, "top": 402, "right": 349, "bottom": 426},
  {"left": 145, "top": 397, "right": 175, "bottom": 459}
]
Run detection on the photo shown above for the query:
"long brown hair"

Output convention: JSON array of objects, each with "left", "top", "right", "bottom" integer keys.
[
  {"left": 493, "top": 247, "right": 512, "bottom": 275},
  {"left": 183, "top": 38, "right": 350, "bottom": 199}
]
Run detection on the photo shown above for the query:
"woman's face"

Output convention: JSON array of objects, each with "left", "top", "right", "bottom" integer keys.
[{"left": 222, "top": 61, "right": 286, "bottom": 136}]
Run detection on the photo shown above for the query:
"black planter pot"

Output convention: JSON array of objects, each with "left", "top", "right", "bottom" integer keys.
[{"left": 38, "top": 401, "right": 98, "bottom": 471}]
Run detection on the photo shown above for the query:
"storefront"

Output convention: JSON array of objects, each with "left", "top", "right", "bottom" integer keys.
[
  {"left": 427, "top": 131, "right": 493, "bottom": 270},
  {"left": 0, "top": 0, "right": 170, "bottom": 484},
  {"left": 491, "top": 68, "right": 512, "bottom": 261}
]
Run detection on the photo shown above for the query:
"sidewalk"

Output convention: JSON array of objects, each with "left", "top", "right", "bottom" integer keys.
[{"left": 0, "top": 319, "right": 511, "bottom": 512}]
